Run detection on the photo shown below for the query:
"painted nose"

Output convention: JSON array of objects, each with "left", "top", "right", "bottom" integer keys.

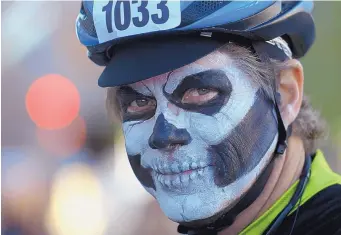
[{"left": 149, "top": 114, "right": 192, "bottom": 149}]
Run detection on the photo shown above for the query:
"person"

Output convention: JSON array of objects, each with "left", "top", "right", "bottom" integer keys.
[{"left": 75, "top": 1, "right": 341, "bottom": 234}]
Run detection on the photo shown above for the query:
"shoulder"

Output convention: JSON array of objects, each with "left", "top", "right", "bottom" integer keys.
[{"left": 278, "top": 184, "right": 341, "bottom": 235}]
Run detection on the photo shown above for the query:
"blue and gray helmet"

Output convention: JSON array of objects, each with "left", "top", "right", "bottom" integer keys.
[{"left": 76, "top": 0, "right": 315, "bottom": 67}]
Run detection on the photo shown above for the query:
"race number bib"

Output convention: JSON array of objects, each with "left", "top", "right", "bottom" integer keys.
[{"left": 93, "top": 0, "right": 181, "bottom": 43}]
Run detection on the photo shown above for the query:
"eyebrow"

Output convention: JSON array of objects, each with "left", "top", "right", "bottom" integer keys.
[{"left": 166, "top": 69, "right": 231, "bottom": 97}]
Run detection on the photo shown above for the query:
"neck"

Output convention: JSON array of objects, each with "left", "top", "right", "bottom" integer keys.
[{"left": 219, "top": 136, "right": 306, "bottom": 235}]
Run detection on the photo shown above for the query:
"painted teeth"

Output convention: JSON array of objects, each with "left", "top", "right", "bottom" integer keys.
[
  {"left": 181, "top": 174, "right": 190, "bottom": 186},
  {"left": 157, "top": 163, "right": 162, "bottom": 174},
  {"left": 164, "top": 179, "right": 171, "bottom": 187},
  {"left": 156, "top": 162, "right": 208, "bottom": 174},
  {"left": 164, "top": 169, "right": 169, "bottom": 174},
  {"left": 161, "top": 177, "right": 166, "bottom": 185},
  {"left": 190, "top": 171, "right": 198, "bottom": 180},
  {"left": 162, "top": 165, "right": 168, "bottom": 174},
  {"left": 163, "top": 164, "right": 168, "bottom": 173},
  {"left": 191, "top": 162, "right": 198, "bottom": 169},
  {"left": 155, "top": 165, "right": 209, "bottom": 187},
  {"left": 173, "top": 177, "right": 181, "bottom": 187},
  {"left": 182, "top": 162, "right": 189, "bottom": 171},
  {"left": 171, "top": 163, "right": 180, "bottom": 173}
]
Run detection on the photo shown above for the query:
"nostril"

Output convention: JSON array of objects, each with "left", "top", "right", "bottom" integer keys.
[
  {"left": 167, "top": 144, "right": 181, "bottom": 151},
  {"left": 148, "top": 114, "right": 192, "bottom": 150},
  {"left": 149, "top": 129, "right": 192, "bottom": 149},
  {"left": 149, "top": 136, "right": 168, "bottom": 149},
  {"left": 171, "top": 137, "right": 191, "bottom": 146}
]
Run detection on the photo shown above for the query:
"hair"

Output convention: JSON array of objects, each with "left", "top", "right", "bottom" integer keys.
[{"left": 106, "top": 43, "right": 327, "bottom": 155}]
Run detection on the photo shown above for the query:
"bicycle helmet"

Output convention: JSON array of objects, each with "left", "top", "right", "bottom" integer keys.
[{"left": 76, "top": 0, "right": 315, "bottom": 87}]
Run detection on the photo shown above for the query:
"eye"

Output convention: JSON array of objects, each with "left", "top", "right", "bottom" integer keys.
[
  {"left": 182, "top": 88, "right": 219, "bottom": 105},
  {"left": 127, "top": 97, "right": 156, "bottom": 114}
]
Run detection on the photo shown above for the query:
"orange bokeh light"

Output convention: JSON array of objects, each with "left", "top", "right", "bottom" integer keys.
[
  {"left": 26, "top": 74, "right": 80, "bottom": 130},
  {"left": 36, "top": 116, "right": 86, "bottom": 157}
]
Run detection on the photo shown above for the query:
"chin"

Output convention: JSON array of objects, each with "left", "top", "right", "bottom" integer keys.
[
  {"left": 148, "top": 137, "right": 277, "bottom": 224},
  {"left": 150, "top": 166, "right": 248, "bottom": 223}
]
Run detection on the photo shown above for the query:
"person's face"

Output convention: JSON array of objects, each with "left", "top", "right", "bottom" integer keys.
[{"left": 116, "top": 51, "right": 279, "bottom": 223}]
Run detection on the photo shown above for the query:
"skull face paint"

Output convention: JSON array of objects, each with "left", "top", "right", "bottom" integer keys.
[{"left": 116, "top": 52, "right": 279, "bottom": 223}]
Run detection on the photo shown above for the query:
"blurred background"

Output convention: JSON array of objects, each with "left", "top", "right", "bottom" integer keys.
[{"left": 1, "top": 1, "right": 341, "bottom": 235}]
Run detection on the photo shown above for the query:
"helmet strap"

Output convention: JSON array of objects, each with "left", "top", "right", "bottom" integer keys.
[{"left": 251, "top": 39, "right": 292, "bottom": 154}]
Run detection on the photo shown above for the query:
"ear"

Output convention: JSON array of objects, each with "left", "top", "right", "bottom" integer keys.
[{"left": 278, "top": 59, "right": 304, "bottom": 128}]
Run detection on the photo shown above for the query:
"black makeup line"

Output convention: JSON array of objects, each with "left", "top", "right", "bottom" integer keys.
[{"left": 163, "top": 69, "right": 232, "bottom": 115}]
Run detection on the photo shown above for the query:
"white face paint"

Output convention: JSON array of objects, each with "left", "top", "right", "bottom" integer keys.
[{"left": 116, "top": 51, "right": 279, "bottom": 223}]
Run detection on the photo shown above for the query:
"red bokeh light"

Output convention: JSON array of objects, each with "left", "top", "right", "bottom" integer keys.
[
  {"left": 36, "top": 116, "right": 86, "bottom": 157},
  {"left": 26, "top": 74, "right": 80, "bottom": 130}
]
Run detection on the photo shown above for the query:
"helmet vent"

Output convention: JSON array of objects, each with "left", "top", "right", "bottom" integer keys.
[{"left": 180, "top": 1, "right": 232, "bottom": 27}]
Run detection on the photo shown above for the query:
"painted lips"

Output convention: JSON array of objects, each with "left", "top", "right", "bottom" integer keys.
[{"left": 153, "top": 161, "right": 214, "bottom": 187}]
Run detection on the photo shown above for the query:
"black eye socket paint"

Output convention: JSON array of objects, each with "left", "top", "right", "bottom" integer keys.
[
  {"left": 116, "top": 86, "right": 156, "bottom": 122},
  {"left": 163, "top": 69, "right": 233, "bottom": 115}
]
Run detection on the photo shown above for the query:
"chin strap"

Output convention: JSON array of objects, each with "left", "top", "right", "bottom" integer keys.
[
  {"left": 251, "top": 39, "right": 292, "bottom": 155},
  {"left": 273, "top": 91, "right": 292, "bottom": 155}
]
